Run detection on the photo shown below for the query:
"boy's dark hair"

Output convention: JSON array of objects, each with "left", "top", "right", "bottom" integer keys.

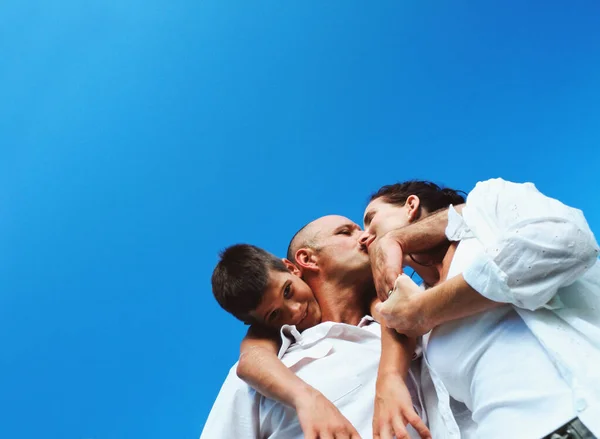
[
  {"left": 211, "top": 244, "right": 288, "bottom": 324},
  {"left": 370, "top": 180, "right": 465, "bottom": 214}
]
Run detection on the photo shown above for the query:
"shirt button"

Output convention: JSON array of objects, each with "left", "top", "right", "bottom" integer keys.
[{"left": 575, "top": 398, "right": 587, "bottom": 412}]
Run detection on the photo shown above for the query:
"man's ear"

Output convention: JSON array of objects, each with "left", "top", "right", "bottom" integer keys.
[
  {"left": 293, "top": 248, "right": 319, "bottom": 273},
  {"left": 281, "top": 258, "right": 302, "bottom": 277},
  {"left": 406, "top": 195, "right": 422, "bottom": 223}
]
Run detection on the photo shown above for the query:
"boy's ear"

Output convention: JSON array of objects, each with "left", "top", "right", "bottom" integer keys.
[
  {"left": 281, "top": 258, "right": 302, "bottom": 277},
  {"left": 293, "top": 248, "right": 319, "bottom": 273}
]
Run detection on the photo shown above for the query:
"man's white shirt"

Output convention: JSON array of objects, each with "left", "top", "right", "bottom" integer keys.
[{"left": 200, "top": 317, "right": 425, "bottom": 439}]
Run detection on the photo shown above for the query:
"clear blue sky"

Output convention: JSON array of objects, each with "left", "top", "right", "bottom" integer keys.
[{"left": 1, "top": 1, "right": 599, "bottom": 438}]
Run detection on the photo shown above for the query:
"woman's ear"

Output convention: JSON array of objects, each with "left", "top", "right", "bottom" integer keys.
[{"left": 406, "top": 195, "right": 422, "bottom": 223}]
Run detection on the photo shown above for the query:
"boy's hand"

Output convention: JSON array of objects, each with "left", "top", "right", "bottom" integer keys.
[
  {"left": 373, "top": 372, "right": 431, "bottom": 439},
  {"left": 295, "top": 389, "right": 362, "bottom": 439}
]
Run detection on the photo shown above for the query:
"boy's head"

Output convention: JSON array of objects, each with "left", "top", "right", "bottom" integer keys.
[{"left": 211, "top": 244, "right": 322, "bottom": 331}]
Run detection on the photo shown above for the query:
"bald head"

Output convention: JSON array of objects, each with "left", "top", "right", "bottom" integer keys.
[
  {"left": 286, "top": 215, "right": 365, "bottom": 263},
  {"left": 286, "top": 221, "right": 319, "bottom": 263}
]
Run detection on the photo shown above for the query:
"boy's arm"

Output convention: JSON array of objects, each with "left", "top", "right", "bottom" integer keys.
[
  {"left": 199, "top": 367, "right": 261, "bottom": 439},
  {"left": 370, "top": 299, "right": 431, "bottom": 439},
  {"left": 237, "top": 325, "right": 361, "bottom": 439}
]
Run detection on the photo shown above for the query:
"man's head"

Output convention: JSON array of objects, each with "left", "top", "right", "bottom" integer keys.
[
  {"left": 211, "top": 244, "right": 321, "bottom": 331},
  {"left": 287, "top": 215, "right": 372, "bottom": 289}
]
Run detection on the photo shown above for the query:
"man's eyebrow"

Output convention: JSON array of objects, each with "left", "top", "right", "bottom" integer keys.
[
  {"left": 363, "top": 210, "right": 375, "bottom": 226},
  {"left": 333, "top": 224, "right": 346, "bottom": 233},
  {"left": 333, "top": 223, "right": 356, "bottom": 234}
]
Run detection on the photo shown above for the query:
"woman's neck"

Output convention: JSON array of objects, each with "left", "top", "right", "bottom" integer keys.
[{"left": 405, "top": 241, "right": 458, "bottom": 287}]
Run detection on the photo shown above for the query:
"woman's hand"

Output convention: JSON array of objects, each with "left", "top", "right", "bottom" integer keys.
[{"left": 375, "top": 274, "right": 432, "bottom": 337}]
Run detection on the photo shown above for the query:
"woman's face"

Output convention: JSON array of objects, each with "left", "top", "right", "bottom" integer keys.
[{"left": 360, "top": 197, "right": 415, "bottom": 248}]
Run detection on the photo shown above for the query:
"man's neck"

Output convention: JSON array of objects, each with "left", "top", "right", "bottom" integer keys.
[{"left": 312, "top": 280, "right": 371, "bottom": 326}]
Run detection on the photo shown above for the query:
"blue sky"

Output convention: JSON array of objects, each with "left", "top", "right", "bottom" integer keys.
[{"left": 1, "top": 1, "right": 599, "bottom": 438}]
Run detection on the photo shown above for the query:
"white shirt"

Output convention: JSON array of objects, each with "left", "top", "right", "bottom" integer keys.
[
  {"left": 426, "top": 238, "right": 575, "bottom": 439},
  {"left": 200, "top": 318, "right": 425, "bottom": 439},
  {"left": 421, "top": 178, "right": 600, "bottom": 438}
]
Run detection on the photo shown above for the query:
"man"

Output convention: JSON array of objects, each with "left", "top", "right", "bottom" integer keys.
[{"left": 202, "top": 215, "right": 428, "bottom": 439}]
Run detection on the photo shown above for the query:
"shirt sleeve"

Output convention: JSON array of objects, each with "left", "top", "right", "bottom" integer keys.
[
  {"left": 199, "top": 366, "right": 261, "bottom": 439},
  {"left": 451, "top": 178, "right": 600, "bottom": 310}
]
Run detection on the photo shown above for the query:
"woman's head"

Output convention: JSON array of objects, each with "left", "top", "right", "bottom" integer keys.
[{"left": 361, "top": 180, "right": 465, "bottom": 246}]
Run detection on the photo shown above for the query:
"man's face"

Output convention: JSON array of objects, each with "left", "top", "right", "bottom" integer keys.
[
  {"left": 249, "top": 267, "right": 321, "bottom": 331},
  {"left": 310, "top": 215, "right": 371, "bottom": 282},
  {"left": 361, "top": 198, "right": 411, "bottom": 248}
]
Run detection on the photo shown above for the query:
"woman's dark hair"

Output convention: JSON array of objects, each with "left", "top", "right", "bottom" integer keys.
[{"left": 369, "top": 180, "right": 465, "bottom": 213}]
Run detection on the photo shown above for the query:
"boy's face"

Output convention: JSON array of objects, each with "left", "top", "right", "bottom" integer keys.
[{"left": 249, "top": 267, "right": 321, "bottom": 331}]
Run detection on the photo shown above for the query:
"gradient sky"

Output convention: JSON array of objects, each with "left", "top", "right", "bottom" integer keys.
[{"left": 1, "top": 1, "right": 600, "bottom": 438}]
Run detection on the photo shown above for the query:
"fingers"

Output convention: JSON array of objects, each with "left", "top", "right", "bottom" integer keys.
[
  {"left": 405, "top": 411, "right": 432, "bottom": 439},
  {"left": 394, "top": 273, "right": 417, "bottom": 291},
  {"left": 384, "top": 268, "right": 400, "bottom": 299},
  {"left": 348, "top": 426, "right": 361, "bottom": 439},
  {"left": 331, "top": 427, "right": 357, "bottom": 439},
  {"left": 376, "top": 293, "right": 400, "bottom": 320},
  {"left": 378, "top": 413, "right": 429, "bottom": 439},
  {"left": 316, "top": 429, "right": 361, "bottom": 439},
  {"left": 391, "top": 417, "right": 409, "bottom": 439},
  {"left": 311, "top": 422, "right": 361, "bottom": 439},
  {"left": 370, "top": 236, "right": 404, "bottom": 301},
  {"left": 377, "top": 421, "right": 394, "bottom": 439},
  {"left": 394, "top": 273, "right": 410, "bottom": 287},
  {"left": 372, "top": 261, "right": 394, "bottom": 302}
]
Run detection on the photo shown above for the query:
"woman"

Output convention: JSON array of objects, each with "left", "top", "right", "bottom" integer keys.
[{"left": 360, "top": 178, "right": 600, "bottom": 439}]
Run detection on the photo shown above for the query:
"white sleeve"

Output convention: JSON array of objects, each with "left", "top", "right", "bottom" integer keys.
[
  {"left": 199, "top": 366, "right": 261, "bottom": 439},
  {"left": 456, "top": 178, "right": 599, "bottom": 310}
]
